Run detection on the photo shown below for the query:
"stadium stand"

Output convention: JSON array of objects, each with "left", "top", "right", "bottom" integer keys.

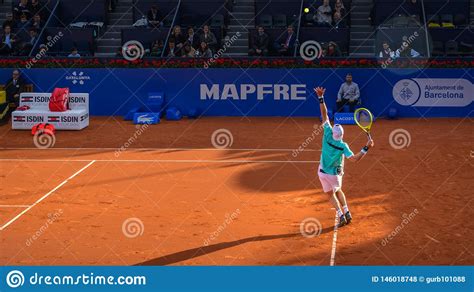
[{"left": 0, "top": 0, "right": 473, "bottom": 59}]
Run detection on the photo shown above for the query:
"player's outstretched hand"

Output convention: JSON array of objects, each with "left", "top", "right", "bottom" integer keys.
[
  {"left": 314, "top": 87, "right": 325, "bottom": 98},
  {"left": 367, "top": 138, "right": 374, "bottom": 148}
]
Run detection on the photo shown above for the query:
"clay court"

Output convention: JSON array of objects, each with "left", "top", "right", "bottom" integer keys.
[{"left": 0, "top": 117, "right": 472, "bottom": 266}]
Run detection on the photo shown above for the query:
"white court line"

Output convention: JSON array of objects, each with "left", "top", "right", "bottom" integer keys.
[
  {"left": 0, "top": 160, "right": 96, "bottom": 231},
  {"left": 330, "top": 212, "right": 339, "bottom": 266},
  {"left": 0, "top": 158, "right": 319, "bottom": 164},
  {"left": 0, "top": 205, "right": 31, "bottom": 208},
  {"left": 0, "top": 147, "right": 321, "bottom": 152}
]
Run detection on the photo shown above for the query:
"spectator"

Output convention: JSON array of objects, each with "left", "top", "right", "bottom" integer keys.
[
  {"left": 0, "top": 25, "right": 18, "bottom": 55},
  {"left": 14, "top": 0, "right": 31, "bottom": 20},
  {"left": 395, "top": 43, "right": 420, "bottom": 58},
  {"left": 275, "top": 25, "right": 296, "bottom": 56},
  {"left": 379, "top": 41, "right": 394, "bottom": 58},
  {"left": 20, "top": 27, "right": 37, "bottom": 55},
  {"left": 314, "top": 0, "right": 332, "bottom": 27},
  {"left": 199, "top": 24, "right": 217, "bottom": 52},
  {"left": 182, "top": 42, "right": 196, "bottom": 57},
  {"left": 68, "top": 47, "right": 81, "bottom": 58},
  {"left": 5, "top": 69, "right": 26, "bottom": 108},
  {"left": 30, "top": 0, "right": 42, "bottom": 18},
  {"left": 403, "top": 0, "right": 421, "bottom": 18},
  {"left": 249, "top": 25, "right": 269, "bottom": 56},
  {"left": 30, "top": 14, "right": 42, "bottom": 30},
  {"left": 326, "top": 41, "right": 342, "bottom": 57},
  {"left": 3, "top": 13, "right": 16, "bottom": 30},
  {"left": 337, "top": 73, "right": 360, "bottom": 113},
  {"left": 150, "top": 39, "right": 163, "bottom": 57},
  {"left": 196, "top": 41, "right": 212, "bottom": 58},
  {"left": 186, "top": 27, "right": 200, "bottom": 49},
  {"left": 147, "top": 5, "right": 162, "bottom": 27},
  {"left": 171, "top": 25, "right": 186, "bottom": 55},
  {"left": 333, "top": 0, "right": 345, "bottom": 16},
  {"left": 333, "top": 11, "right": 346, "bottom": 28},
  {"left": 18, "top": 13, "right": 30, "bottom": 31},
  {"left": 167, "top": 39, "right": 179, "bottom": 57}
]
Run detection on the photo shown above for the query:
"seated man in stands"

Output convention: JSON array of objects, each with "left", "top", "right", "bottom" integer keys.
[
  {"left": 19, "top": 27, "right": 37, "bottom": 55},
  {"left": 5, "top": 69, "right": 26, "bottom": 109},
  {"left": 379, "top": 41, "right": 394, "bottom": 59},
  {"left": 30, "top": 14, "right": 42, "bottom": 30},
  {"left": 403, "top": 0, "right": 421, "bottom": 18},
  {"left": 249, "top": 26, "right": 269, "bottom": 56},
  {"left": 336, "top": 73, "right": 360, "bottom": 113},
  {"left": 167, "top": 39, "right": 180, "bottom": 57},
  {"left": 30, "top": 0, "right": 42, "bottom": 18},
  {"left": 147, "top": 5, "right": 163, "bottom": 27},
  {"left": 196, "top": 41, "right": 212, "bottom": 58},
  {"left": 314, "top": 0, "right": 332, "bottom": 27},
  {"left": 333, "top": 11, "right": 346, "bottom": 28},
  {"left": 199, "top": 25, "right": 217, "bottom": 53},
  {"left": 0, "top": 25, "right": 18, "bottom": 55},
  {"left": 68, "top": 47, "right": 81, "bottom": 58},
  {"left": 150, "top": 40, "right": 163, "bottom": 57},
  {"left": 326, "top": 41, "right": 342, "bottom": 57},
  {"left": 275, "top": 25, "right": 296, "bottom": 56},
  {"left": 14, "top": 0, "right": 31, "bottom": 20},
  {"left": 394, "top": 43, "right": 421, "bottom": 58},
  {"left": 3, "top": 13, "right": 16, "bottom": 30},
  {"left": 186, "top": 27, "right": 200, "bottom": 49}
]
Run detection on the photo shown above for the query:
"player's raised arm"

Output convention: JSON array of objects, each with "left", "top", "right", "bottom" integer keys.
[
  {"left": 314, "top": 87, "right": 328, "bottom": 124},
  {"left": 348, "top": 136, "right": 375, "bottom": 162}
]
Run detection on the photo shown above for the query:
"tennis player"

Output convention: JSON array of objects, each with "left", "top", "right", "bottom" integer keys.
[{"left": 314, "top": 87, "right": 374, "bottom": 227}]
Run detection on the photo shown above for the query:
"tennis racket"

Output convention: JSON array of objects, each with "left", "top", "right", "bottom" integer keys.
[{"left": 354, "top": 108, "right": 373, "bottom": 140}]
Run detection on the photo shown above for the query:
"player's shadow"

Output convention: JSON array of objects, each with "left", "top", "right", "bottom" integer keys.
[{"left": 135, "top": 228, "right": 333, "bottom": 266}]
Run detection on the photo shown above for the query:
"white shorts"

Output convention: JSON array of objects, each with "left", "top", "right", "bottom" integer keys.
[{"left": 318, "top": 165, "right": 343, "bottom": 193}]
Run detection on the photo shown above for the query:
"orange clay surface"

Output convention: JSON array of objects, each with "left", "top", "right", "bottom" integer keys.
[{"left": 0, "top": 117, "right": 472, "bottom": 265}]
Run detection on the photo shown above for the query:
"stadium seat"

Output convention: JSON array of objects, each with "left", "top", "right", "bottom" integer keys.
[
  {"left": 303, "top": 13, "right": 314, "bottom": 26},
  {"left": 459, "top": 41, "right": 473, "bottom": 55},
  {"left": 273, "top": 14, "right": 287, "bottom": 28},
  {"left": 445, "top": 40, "right": 459, "bottom": 56},
  {"left": 426, "top": 14, "right": 440, "bottom": 25},
  {"left": 453, "top": 14, "right": 467, "bottom": 27},
  {"left": 211, "top": 14, "right": 225, "bottom": 28},
  {"left": 260, "top": 14, "right": 273, "bottom": 27},
  {"left": 393, "top": 16, "right": 408, "bottom": 27},
  {"left": 431, "top": 41, "right": 444, "bottom": 56},
  {"left": 441, "top": 14, "right": 454, "bottom": 28}
]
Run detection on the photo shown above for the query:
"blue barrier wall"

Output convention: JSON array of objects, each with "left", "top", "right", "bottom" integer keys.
[{"left": 0, "top": 68, "right": 472, "bottom": 117}]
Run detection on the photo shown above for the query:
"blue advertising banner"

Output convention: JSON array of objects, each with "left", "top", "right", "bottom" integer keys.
[
  {"left": 0, "top": 266, "right": 472, "bottom": 291},
  {"left": 0, "top": 68, "right": 472, "bottom": 117}
]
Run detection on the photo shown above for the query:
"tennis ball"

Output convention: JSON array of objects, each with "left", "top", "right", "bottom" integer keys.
[{"left": 304, "top": 7, "right": 309, "bottom": 13}]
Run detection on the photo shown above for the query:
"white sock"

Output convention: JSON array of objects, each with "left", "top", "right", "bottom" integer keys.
[
  {"left": 337, "top": 209, "right": 343, "bottom": 217},
  {"left": 343, "top": 205, "right": 349, "bottom": 213}
]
